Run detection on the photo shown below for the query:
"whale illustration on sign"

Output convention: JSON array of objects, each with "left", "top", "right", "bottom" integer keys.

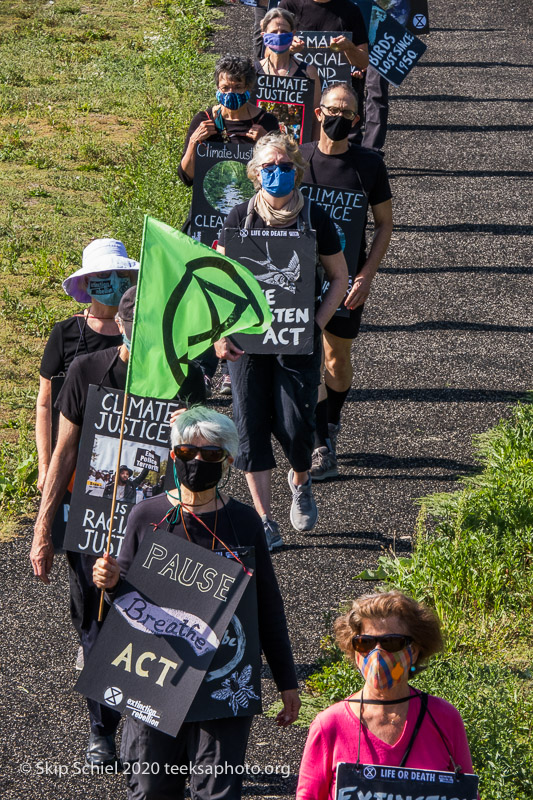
[{"left": 241, "top": 243, "right": 301, "bottom": 294}]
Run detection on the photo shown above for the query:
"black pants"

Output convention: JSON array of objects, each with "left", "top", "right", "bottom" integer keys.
[
  {"left": 361, "top": 66, "right": 389, "bottom": 152},
  {"left": 121, "top": 715, "right": 253, "bottom": 800}
]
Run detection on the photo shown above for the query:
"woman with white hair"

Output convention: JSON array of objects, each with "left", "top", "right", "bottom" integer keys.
[{"left": 93, "top": 406, "right": 299, "bottom": 800}]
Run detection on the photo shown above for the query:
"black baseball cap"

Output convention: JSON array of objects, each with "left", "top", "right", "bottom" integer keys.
[{"left": 117, "top": 285, "right": 136, "bottom": 339}]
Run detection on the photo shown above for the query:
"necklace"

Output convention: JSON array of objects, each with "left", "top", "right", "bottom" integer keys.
[
  {"left": 348, "top": 694, "right": 413, "bottom": 705},
  {"left": 180, "top": 496, "right": 219, "bottom": 550},
  {"left": 267, "top": 55, "right": 292, "bottom": 76}
]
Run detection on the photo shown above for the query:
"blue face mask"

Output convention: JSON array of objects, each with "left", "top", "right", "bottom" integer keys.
[
  {"left": 260, "top": 165, "right": 296, "bottom": 198},
  {"left": 122, "top": 332, "right": 131, "bottom": 352},
  {"left": 216, "top": 89, "right": 250, "bottom": 110},
  {"left": 87, "top": 271, "right": 131, "bottom": 306},
  {"left": 263, "top": 31, "right": 294, "bottom": 53}
]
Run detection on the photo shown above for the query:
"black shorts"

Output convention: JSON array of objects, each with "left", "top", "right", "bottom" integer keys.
[{"left": 324, "top": 304, "right": 364, "bottom": 340}]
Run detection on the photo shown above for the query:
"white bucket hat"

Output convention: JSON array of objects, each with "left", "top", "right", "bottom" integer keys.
[{"left": 62, "top": 238, "right": 140, "bottom": 303}]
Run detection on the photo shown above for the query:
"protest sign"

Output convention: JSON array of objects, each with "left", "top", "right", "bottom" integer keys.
[
  {"left": 134, "top": 447, "right": 161, "bottom": 473},
  {"left": 356, "top": 0, "right": 427, "bottom": 85},
  {"left": 189, "top": 142, "right": 255, "bottom": 248},
  {"left": 377, "top": 0, "right": 430, "bottom": 34},
  {"left": 225, "top": 227, "right": 317, "bottom": 354},
  {"left": 336, "top": 762, "right": 479, "bottom": 800},
  {"left": 50, "top": 375, "right": 70, "bottom": 552},
  {"left": 76, "top": 530, "right": 251, "bottom": 736},
  {"left": 253, "top": 73, "right": 315, "bottom": 144},
  {"left": 186, "top": 547, "right": 262, "bottom": 721},
  {"left": 300, "top": 181, "right": 367, "bottom": 318},
  {"left": 293, "top": 31, "right": 352, "bottom": 89},
  {"left": 64, "top": 386, "right": 179, "bottom": 558}
]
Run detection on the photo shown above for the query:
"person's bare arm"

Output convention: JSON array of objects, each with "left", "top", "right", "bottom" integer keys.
[
  {"left": 35, "top": 376, "right": 52, "bottom": 492},
  {"left": 315, "top": 251, "right": 349, "bottom": 330},
  {"left": 30, "top": 414, "right": 80, "bottom": 584},
  {"left": 179, "top": 113, "right": 217, "bottom": 183},
  {"left": 345, "top": 199, "right": 392, "bottom": 310},
  {"left": 331, "top": 36, "right": 369, "bottom": 70}
]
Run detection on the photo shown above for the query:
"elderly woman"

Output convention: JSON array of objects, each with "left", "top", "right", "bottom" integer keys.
[
  {"left": 257, "top": 8, "right": 321, "bottom": 141},
  {"left": 296, "top": 591, "right": 475, "bottom": 799},
  {"left": 93, "top": 406, "right": 300, "bottom": 800},
  {"left": 178, "top": 54, "right": 280, "bottom": 186},
  {"left": 215, "top": 132, "right": 348, "bottom": 548},
  {"left": 36, "top": 238, "right": 138, "bottom": 491}
]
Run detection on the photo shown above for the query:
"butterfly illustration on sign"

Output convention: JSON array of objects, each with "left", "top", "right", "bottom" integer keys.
[
  {"left": 241, "top": 243, "right": 301, "bottom": 294},
  {"left": 210, "top": 665, "right": 260, "bottom": 715}
]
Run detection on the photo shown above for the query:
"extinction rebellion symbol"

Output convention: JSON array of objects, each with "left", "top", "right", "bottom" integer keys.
[
  {"left": 412, "top": 13, "right": 427, "bottom": 29},
  {"left": 104, "top": 686, "right": 123, "bottom": 706},
  {"left": 363, "top": 765, "right": 377, "bottom": 779}
]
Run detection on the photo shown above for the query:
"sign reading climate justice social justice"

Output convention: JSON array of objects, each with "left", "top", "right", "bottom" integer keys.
[
  {"left": 293, "top": 31, "right": 352, "bottom": 90},
  {"left": 76, "top": 531, "right": 251, "bottom": 736},
  {"left": 186, "top": 547, "right": 261, "bottom": 722},
  {"left": 356, "top": 0, "right": 427, "bottom": 86},
  {"left": 336, "top": 762, "right": 479, "bottom": 800},
  {"left": 300, "top": 182, "right": 368, "bottom": 318},
  {"left": 225, "top": 228, "right": 317, "bottom": 354},
  {"left": 190, "top": 142, "right": 255, "bottom": 248},
  {"left": 252, "top": 74, "right": 314, "bottom": 145},
  {"left": 376, "top": 0, "right": 430, "bottom": 35},
  {"left": 64, "top": 386, "right": 179, "bottom": 558}
]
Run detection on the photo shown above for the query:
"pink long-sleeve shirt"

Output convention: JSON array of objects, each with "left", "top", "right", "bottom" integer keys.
[{"left": 296, "top": 690, "right": 475, "bottom": 800}]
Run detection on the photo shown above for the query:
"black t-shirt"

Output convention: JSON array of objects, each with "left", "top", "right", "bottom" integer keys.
[
  {"left": 219, "top": 196, "right": 341, "bottom": 255},
  {"left": 300, "top": 141, "right": 392, "bottom": 266},
  {"left": 40, "top": 315, "right": 123, "bottom": 380},
  {"left": 55, "top": 348, "right": 127, "bottom": 427},
  {"left": 279, "top": 0, "right": 368, "bottom": 44},
  {"left": 118, "top": 494, "right": 297, "bottom": 692},
  {"left": 178, "top": 108, "right": 280, "bottom": 187}
]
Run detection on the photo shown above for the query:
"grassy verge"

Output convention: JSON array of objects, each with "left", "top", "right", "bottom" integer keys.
[
  {"left": 0, "top": 0, "right": 221, "bottom": 531},
  {"left": 277, "top": 400, "right": 533, "bottom": 800}
]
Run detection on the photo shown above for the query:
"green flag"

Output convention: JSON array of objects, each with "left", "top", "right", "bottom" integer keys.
[{"left": 126, "top": 215, "right": 272, "bottom": 399}]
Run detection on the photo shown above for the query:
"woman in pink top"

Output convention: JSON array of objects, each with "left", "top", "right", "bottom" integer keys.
[{"left": 296, "top": 591, "right": 475, "bottom": 800}]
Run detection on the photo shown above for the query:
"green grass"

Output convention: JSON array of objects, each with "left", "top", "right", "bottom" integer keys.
[{"left": 297, "top": 400, "right": 533, "bottom": 800}]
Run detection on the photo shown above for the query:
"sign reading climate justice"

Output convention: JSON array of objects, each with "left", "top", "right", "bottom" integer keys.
[
  {"left": 356, "top": 0, "right": 427, "bottom": 86},
  {"left": 293, "top": 31, "right": 352, "bottom": 90},
  {"left": 76, "top": 531, "right": 251, "bottom": 737},
  {"left": 252, "top": 73, "right": 314, "bottom": 145},
  {"left": 190, "top": 142, "right": 255, "bottom": 248},
  {"left": 300, "top": 181, "right": 368, "bottom": 318},
  {"left": 225, "top": 227, "right": 317, "bottom": 354},
  {"left": 336, "top": 762, "right": 479, "bottom": 800},
  {"left": 64, "top": 386, "right": 179, "bottom": 558}
]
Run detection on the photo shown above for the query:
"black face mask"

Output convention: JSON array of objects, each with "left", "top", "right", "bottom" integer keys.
[
  {"left": 173, "top": 457, "right": 224, "bottom": 492},
  {"left": 322, "top": 113, "right": 353, "bottom": 141}
]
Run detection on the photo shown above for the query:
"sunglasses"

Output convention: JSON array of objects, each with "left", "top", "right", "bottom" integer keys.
[
  {"left": 173, "top": 444, "right": 228, "bottom": 463},
  {"left": 352, "top": 634, "right": 413, "bottom": 654},
  {"left": 261, "top": 162, "right": 294, "bottom": 173}
]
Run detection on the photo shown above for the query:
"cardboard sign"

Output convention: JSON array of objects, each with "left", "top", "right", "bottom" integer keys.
[
  {"left": 225, "top": 227, "right": 317, "bottom": 354},
  {"left": 64, "top": 386, "right": 179, "bottom": 558},
  {"left": 186, "top": 547, "right": 261, "bottom": 721},
  {"left": 253, "top": 73, "right": 315, "bottom": 144},
  {"left": 190, "top": 141, "right": 255, "bottom": 248},
  {"left": 300, "top": 182, "right": 367, "bottom": 318},
  {"left": 293, "top": 31, "right": 353, "bottom": 90},
  {"left": 377, "top": 0, "right": 430, "bottom": 35},
  {"left": 75, "top": 531, "right": 251, "bottom": 736},
  {"left": 356, "top": 0, "right": 427, "bottom": 86},
  {"left": 336, "top": 763, "right": 479, "bottom": 800}
]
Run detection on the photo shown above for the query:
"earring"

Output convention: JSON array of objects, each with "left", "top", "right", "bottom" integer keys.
[{"left": 410, "top": 666, "right": 416, "bottom": 673}]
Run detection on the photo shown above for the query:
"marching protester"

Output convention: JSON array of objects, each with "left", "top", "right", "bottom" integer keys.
[
  {"left": 214, "top": 132, "right": 348, "bottom": 549},
  {"left": 93, "top": 406, "right": 300, "bottom": 800},
  {"left": 36, "top": 238, "right": 139, "bottom": 492},
  {"left": 30, "top": 287, "right": 205, "bottom": 767},
  {"left": 257, "top": 7, "right": 321, "bottom": 140},
  {"left": 300, "top": 82, "right": 392, "bottom": 479},
  {"left": 296, "top": 591, "right": 475, "bottom": 799},
  {"left": 178, "top": 54, "right": 280, "bottom": 187}
]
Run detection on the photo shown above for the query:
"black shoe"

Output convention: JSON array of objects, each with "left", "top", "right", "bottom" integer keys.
[{"left": 85, "top": 732, "right": 117, "bottom": 767}]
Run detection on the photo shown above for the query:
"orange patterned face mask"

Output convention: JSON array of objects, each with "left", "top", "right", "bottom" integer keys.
[{"left": 355, "top": 645, "right": 413, "bottom": 690}]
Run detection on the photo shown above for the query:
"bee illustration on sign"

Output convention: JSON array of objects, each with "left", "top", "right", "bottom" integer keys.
[
  {"left": 210, "top": 665, "right": 260, "bottom": 715},
  {"left": 241, "top": 242, "right": 301, "bottom": 294}
]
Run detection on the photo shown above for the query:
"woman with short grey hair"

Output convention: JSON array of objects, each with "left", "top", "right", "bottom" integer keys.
[{"left": 170, "top": 404, "right": 239, "bottom": 460}]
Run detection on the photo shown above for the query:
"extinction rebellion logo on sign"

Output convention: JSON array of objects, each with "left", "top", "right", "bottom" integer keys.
[{"left": 335, "top": 762, "right": 479, "bottom": 800}]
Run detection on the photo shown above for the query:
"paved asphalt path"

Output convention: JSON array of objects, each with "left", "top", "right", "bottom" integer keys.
[{"left": 1, "top": 1, "right": 531, "bottom": 797}]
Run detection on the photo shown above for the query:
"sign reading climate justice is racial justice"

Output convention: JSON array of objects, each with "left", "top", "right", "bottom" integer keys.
[
  {"left": 357, "top": 0, "right": 427, "bottom": 86},
  {"left": 64, "top": 386, "right": 180, "bottom": 558},
  {"left": 225, "top": 227, "right": 317, "bottom": 354},
  {"left": 336, "top": 762, "right": 479, "bottom": 800},
  {"left": 300, "top": 181, "right": 368, "bottom": 318},
  {"left": 293, "top": 31, "right": 353, "bottom": 90},
  {"left": 76, "top": 531, "right": 252, "bottom": 737},
  {"left": 252, "top": 73, "right": 314, "bottom": 145},
  {"left": 190, "top": 142, "right": 255, "bottom": 248}
]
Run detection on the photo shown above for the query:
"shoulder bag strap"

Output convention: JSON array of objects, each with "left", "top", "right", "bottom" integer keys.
[{"left": 399, "top": 691, "right": 428, "bottom": 768}]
